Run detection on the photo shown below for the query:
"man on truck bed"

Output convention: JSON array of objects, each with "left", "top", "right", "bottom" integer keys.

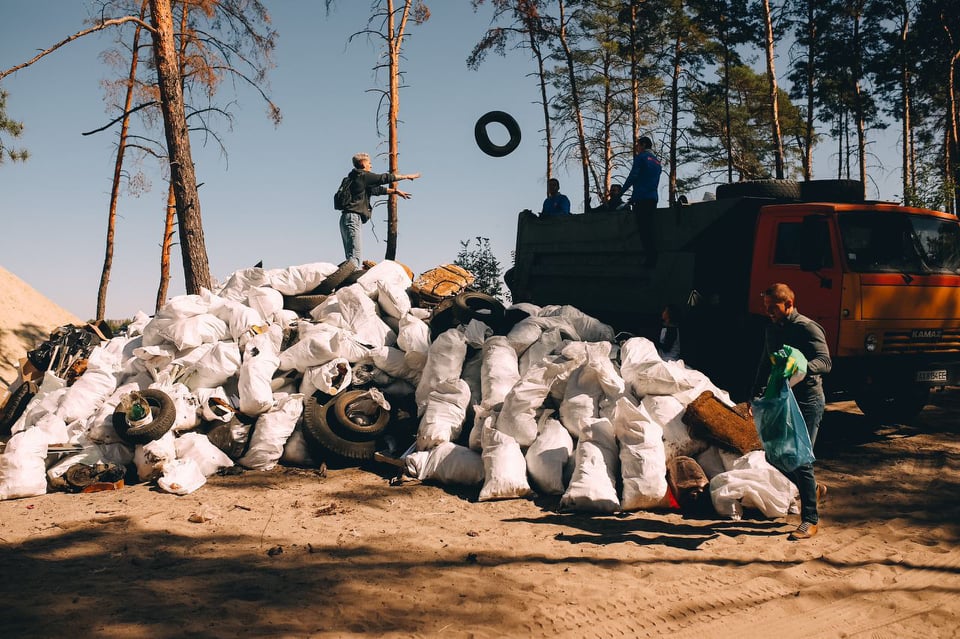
[
  {"left": 754, "top": 282, "right": 831, "bottom": 540},
  {"left": 621, "top": 136, "right": 662, "bottom": 263}
]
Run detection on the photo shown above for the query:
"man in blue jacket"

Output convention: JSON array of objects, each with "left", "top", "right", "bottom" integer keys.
[{"left": 621, "top": 136, "right": 662, "bottom": 262}]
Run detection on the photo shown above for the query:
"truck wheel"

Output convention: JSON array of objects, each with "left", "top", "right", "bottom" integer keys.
[
  {"left": 113, "top": 388, "right": 177, "bottom": 445},
  {"left": 715, "top": 179, "right": 800, "bottom": 200},
  {"left": 799, "top": 179, "right": 864, "bottom": 203},
  {"left": 854, "top": 385, "right": 930, "bottom": 424},
  {"left": 475, "top": 111, "right": 522, "bottom": 157}
]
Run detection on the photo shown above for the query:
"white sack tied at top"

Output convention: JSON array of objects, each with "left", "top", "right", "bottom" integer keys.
[
  {"left": 141, "top": 294, "right": 210, "bottom": 347},
  {"left": 416, "top": 378, "right": 471, "bottom": 451},
  {"left": 300, "top": 357, "right": 352, "bottom": 396},
  {"left": 135, "top": 430, "right": 177, "bottom": 482},
  {"left": 279, "top": 322, "right": 368, "bottom": 372},
  {"left": 369, "top": 346, "right": 422, "bottom": 385},
  {"left": 538, "top": 305, "right": 616, "bottom": 343},
  {"left": 0, "top": 427, "right": 53, "bottom": 500},
  {"left": 237, "top": 393, "right": 304, "bottom": 471},
  {"left": 355, "top": 260, "right": 413, "bottom": 297},
  {"left": 525, "top": 412, "right": 574, "bottom": 496},
  {"left": 377, "top": 278, "right": 412, "bottom": 319},
  {"left": 246, "top": 286, "right": 285, "bottom": 324},
  {"left": 614, "top": 396, "right": 669, "bottom": 511},
  {"left": 54, "top": 346, "right": 119, "bottom": 426},
  {"left": 201, "top": 289, "right": 264, "bottom": 341},
  {"left": 11, "top": 372, "right": 67, "bottom": 436},
  {"left": 404, "top": 441, "right": 484, "bottom": 486},
  {"left": 480, "top": 335, "right": 521, "bottom": 409},
  {"left": 478, "top": 423, "right": 532, "bottom": 501},
  {"left": 518, "top": 327, "right": 564, "bottom": 378},
  {"left": 468, "top": 405, "right": 497, "bottom": 452},
  {"left": 264, "top": 262, "right": 338, "bottom": 296},
  {"left": 329, "top": 284, "right": 396, "bottom": 348},
  {"left": 397, "top": 312, "right": 431, "bottom": 372},
  {"left": 174, "top": 432, "right": 234, "bottom": 477},
  {"left": 238, "top": 324, "right": 283, "bottom": 416},
  {"left": 178, "top": 341, "right": 242, "bottom": 392},
  {"left": 497, "top": 358, "right": 578, "bottom": 448},
  {"left": 560, "top": 417, "right": 621, "bottom": 513},
  {"left": 642, "top": 394, "right": 708, "bottom": 461},
  {"left": 710, "top": 450, "right": 799, "bottom": 520},
  {"left": 415, "top": 328, "right": 468, "bottom": 416}
]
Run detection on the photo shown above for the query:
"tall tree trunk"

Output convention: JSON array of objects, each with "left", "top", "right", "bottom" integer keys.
[
  {"left": 949, "top": 48, "right": 960, "bottom": 213},
  {"left": 384, "top": 0, "right": 411, "bottom": 260},
  {"left": 97, "top": 5, "right": 145, "bottom": 320},
  {"left": 149, "top": 0, "right": 211, "bottom": 294},
  {"left": 156, "top": 183, "right": 176, "bottom": 312},
  {"left": 557, "top": 0, "right": 591, "bottom": 210},
  {"left": 669, "top": 30, "right": 681, "bottom": 203},
  {"left": 899, "top": 2, "right": 913, "bottom": 202},
  {"left": 761, "top": 0, "right": 784, "bottom": 179},
  {"left": 802, "top": 0, "right": 815, "bottom": 181},
  {"left": 852, "top": 7, "right": 867, "bottom": 199},
  {"left": 722, "top": 44, "right": 733, "bottom": 183},
  {"left": 526, "top": 21, "right": 553, "bottom": 182},
  {"left": 630, "top": 1, "right": 640, "bottom": 148}
]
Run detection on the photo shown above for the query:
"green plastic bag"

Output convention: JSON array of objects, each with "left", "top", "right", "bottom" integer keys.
[
  {"left": 751, "top": 384, "right": 815, "bottom": 473},
  {"left": 763, "top": 345, "right": 808, "bottom": 399}
]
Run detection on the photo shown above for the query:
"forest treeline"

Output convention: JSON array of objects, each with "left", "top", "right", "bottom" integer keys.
[{"left": 469, "top": 0, "right": 960, "bottom": 214}]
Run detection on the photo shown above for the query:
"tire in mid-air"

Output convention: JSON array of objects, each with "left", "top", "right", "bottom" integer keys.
[{"left": 475, "top": 111, "right": 522, "bottom": 157}]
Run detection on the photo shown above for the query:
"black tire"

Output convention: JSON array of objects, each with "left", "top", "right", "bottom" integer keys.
[
  {"left": 715, "top": 179, "right": 800, "bottom": 201},
  {"left": 454, "top": 291, "right": 505, "bottom": 326},
  {"left": 799, "top": 179, "right": 865, "bottom": 203},
  {"left": 113, "top": 388, "right": 177, "bottom": 445},
  {"left": 302, "top": 391, "right": 388, "bottom": 460},
  {"left": 475, "top": 111, "right": 522, "bottom": 157},
  {"left": 429, "top": 299, "right": 461, "bottom": 340},
  {"left": 330, "top": 390, "right": 391, "bottom": 439},
  {"left": 316, "top": 260, "right": 357, "bottom": 295},
  {"left": 0, "top": 382, "right": 35, "bottom": 436},
  {"left": 282, "top": 293, "right": 329, "bottom": 314},
  {"left": 855, "top": 385, "right": 930, "bottom": 425}
]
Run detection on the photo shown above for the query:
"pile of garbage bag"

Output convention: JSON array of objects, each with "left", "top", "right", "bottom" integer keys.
[{"left": 0, "top": 259, "right": 797, "bottom": 520}]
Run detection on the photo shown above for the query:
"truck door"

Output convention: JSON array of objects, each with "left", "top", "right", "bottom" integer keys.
[{"left": 749, "top": 213, "right": 843, "bottom": 351}]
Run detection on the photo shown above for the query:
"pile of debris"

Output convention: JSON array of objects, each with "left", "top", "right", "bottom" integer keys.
[{"left": 0, "top": 259, "right": 797, "bottom": 520}]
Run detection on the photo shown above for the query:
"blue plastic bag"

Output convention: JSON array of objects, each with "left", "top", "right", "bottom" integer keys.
[{"left": 751, "top": 384, "right": 815, "bottom": 472}]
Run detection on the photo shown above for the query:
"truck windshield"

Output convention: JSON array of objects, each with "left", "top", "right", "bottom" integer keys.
[{"left": 838, "top": 211, "right": 960, "bottom": 275}]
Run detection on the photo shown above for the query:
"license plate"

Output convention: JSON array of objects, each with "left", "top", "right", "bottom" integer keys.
[{"left": 916, "top": 370, "right": 948, "bottom": 382}]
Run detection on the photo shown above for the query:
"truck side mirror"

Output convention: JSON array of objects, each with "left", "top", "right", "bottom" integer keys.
[{"left": 799, "top": 215, "right": 832, "bottom": 272}]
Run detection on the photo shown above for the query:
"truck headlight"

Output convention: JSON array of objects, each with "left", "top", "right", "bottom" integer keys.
[{"left": 865, "top": 333, "right": 878, "bottom": 353}]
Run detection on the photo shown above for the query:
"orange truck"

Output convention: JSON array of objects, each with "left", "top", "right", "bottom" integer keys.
[{"left": 506, "top": 179, "right": 960, "bottom": 422}]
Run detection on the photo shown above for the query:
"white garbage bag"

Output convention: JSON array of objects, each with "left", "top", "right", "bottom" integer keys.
[
  {"left": 614, "top": 396, "right": 668, "bottom": 511},
  {"left": 404, "top": 441, "right": 484, "bottom": 485},
  {"left": 560, "top": 417, "right": 620, "bottom": 513},
  {"left": 478, "top": 424, "right": 532, "bottom": 501},
  {"left": 525, "top": 413, "right": 574, "bottom": 495}
]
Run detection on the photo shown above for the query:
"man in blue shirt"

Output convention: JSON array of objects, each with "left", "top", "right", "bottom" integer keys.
[
  {"left": 621, "top": 136, "right": 662, "bottom": 262},
  {"left": 541, "top": 178, "right": 571, "bottom": 217}
]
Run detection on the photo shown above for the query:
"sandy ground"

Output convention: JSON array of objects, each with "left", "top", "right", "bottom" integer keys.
[{"left": 1, "top": 390, "right": 958, "bottom": 639}]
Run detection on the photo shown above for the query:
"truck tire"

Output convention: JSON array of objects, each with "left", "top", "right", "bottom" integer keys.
[
  {"left": 0, "top": 382, "right": 35, "bottom": 436},
  {"left": 475, "top": 111, "right": 522, "bottom": 157},
  {"left": 315, "top": 260, "right": 357, "bottom": 294},
  {"left": 454, "top": 292, "right": 505, "bottom": 327},
  {"left": 854, "top": 385, "right": 930, "bottom": 424},
  {"left": 282, "top": 293, "right": 329, "bottom": 314},
  {"left": 715, "top": 179, "right": 800, "bottom": 201},
  {"left": 113, "top": 388, "right": 177, "bottom": 445},
  {"left": 302, "top": 391, "right": 389, "bottom": 460},
  {"left": 799, "top": 179, "right": 865, "bottom": 203}
]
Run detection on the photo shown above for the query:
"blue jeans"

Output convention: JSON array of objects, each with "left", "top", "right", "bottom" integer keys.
[
  {"left": 785, "top": 391, "right": 825, "bottom": 525},
  {"left": 339, "top": 212, "right": 362, "bottom": 268}
]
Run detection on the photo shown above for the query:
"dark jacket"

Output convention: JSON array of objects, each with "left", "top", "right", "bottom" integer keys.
[
  {"left": 344, "top": 169, "right": 396, "bottom": 221},
  {"left": 754, "top": 309, "right": 832, "bottom": 401}
]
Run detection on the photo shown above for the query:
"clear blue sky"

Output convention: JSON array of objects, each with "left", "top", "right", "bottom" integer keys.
[{"left": 1, "top": 1, "right": 905, "bottom": 320}]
